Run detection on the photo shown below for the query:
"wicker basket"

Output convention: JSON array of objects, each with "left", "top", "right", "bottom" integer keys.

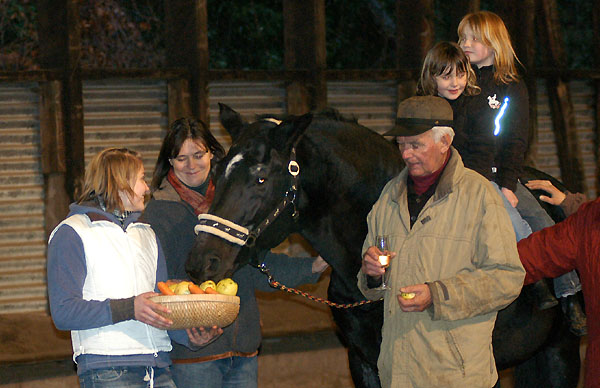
[{"left": 151, "top": 294, "right": 240, "bottom": 330}]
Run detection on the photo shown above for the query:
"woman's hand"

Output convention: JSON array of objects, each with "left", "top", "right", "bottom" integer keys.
[
  {"left": 525, "top": 180, "right": 566, "bottom": 205},
  {"left": 134, "top": 291, "right": 173, "bottom": 329},
  {"left": 501, "top": 187, "right": 518, "bottom": 207},
  {"left": 312, "top": 255, "right": 329, "bottom": 273},
  {"left": 186, "top": 326, "right": 223, "bottom": 346}
]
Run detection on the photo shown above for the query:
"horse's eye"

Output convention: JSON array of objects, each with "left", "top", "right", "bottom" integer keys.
[{"left": 257, "top": 177, "right": 266, "bottom": 184}]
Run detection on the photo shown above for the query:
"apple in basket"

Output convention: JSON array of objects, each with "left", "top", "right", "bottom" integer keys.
[
  {"left": 199, "top": 280, "right": 217, "bottom": 292},
  {"left": 216, "top": 278, "right": 238, "bottom": 296},
  {"left": 157, "top": 279, "right": 238, "bottom": 296},
  {"left": 153, "top": 280, "right": 241, "bottom": 330}
]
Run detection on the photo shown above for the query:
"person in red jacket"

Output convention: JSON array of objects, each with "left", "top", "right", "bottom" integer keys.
[{"left": 518, "top": 181, "right": 597, "bottom": 387}]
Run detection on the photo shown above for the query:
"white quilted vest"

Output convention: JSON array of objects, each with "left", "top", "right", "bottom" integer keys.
[{"left": 49, "top": 213, "right": 172, "bottom": 362}]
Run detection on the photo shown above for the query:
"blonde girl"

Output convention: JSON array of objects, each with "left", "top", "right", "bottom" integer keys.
[
  {"left": 458, "top": 11, "right": 585, "bottom": 335},
  {"left": 48, "top": 147, "right": 211, "bottom": 388}
]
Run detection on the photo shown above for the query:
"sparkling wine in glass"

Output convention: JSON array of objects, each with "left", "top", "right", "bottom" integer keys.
[{"left": 376, "top": 235, "right": 391, "bottom": 290}]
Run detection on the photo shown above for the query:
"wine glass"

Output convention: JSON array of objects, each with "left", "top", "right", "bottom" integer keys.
[{"left": 375, "top": 235, "right": 391, "bottom": 290}]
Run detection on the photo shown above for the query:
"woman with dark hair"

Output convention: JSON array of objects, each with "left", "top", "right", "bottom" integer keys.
[
  {"left": 143, "top": 118, "right": 328, "bottom": 388},
  {"left": 150, "top": 118, "right": 225, "bottom": 194}
]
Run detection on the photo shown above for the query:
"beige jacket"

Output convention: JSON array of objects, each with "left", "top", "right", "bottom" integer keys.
[{"left": 358, "top": 148, "right": 525, "bottom": 388}]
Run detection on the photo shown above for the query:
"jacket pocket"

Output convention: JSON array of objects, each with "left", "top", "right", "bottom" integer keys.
[{"left": 444, "top": 329, "right": 466, "bottom": 377}]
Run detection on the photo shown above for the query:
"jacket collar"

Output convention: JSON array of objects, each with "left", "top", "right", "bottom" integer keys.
[
  {"left": 392, "top": 147, "right": 464, "bottom": 205},
  {"left": 152, "top": 179, "right": 183, "bottom": 202},
  {"left": 150, "top": 179, "right": 198, "bottom": 217},
  {"left": 69, "top": 201, "right": 143, "bottom": 228}
]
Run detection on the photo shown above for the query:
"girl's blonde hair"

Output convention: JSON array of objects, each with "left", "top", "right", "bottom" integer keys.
[
  {"left": 417, "top": 41, "right": 479, "bottom": 97},
  {"left": 458, "top": 11, "right": 521, "bottom": 84},
  {"left": 77, "top": 147, "right": 144, "bottom": 213}
]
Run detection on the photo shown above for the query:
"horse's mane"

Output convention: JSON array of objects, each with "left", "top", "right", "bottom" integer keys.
[{"left": 255, "top": 107, "right": 359, "bottom": 125}]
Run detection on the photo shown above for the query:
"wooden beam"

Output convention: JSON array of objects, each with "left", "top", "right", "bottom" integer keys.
[
  {"left": 448, "top": 0, "right": 480, "bottom": 42},
  {"left": 395, "top": 0, "right": 434, "bottom": 102},
  {"left": 39, "top": 82, "right": 66, "bottom": 175},
  {"left": 39, "top": 81, "right": 70, "bottom": 236},
  {"left": 537, "top": 0, "right": 586, "bottom": 193},
  {"left": 168, "top": 78, "right": 192, "bottom": 125},
  {"left": 37, "top": 0, "right": 84, "bottom": 203},
  {"left": 283, "top": 0, "right": 327, "bottom": 114},
  {"left": 164, "top": 0, "right": 209, "bottom": 124}
]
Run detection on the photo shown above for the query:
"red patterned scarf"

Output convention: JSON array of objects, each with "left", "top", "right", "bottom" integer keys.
[{"left": 167, "top": 168, "right": 215, "bottom": 215}]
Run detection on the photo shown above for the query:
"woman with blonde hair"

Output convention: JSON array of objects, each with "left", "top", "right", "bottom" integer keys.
[{"left": 47, "top": 147, "right": 208, "bottom": 388}]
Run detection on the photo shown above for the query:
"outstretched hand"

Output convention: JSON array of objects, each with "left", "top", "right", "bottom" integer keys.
[
  {"left": 525, "top": 180, "right": 566, "bottom": 205},
  {"left": 134, "top": 291, "right": 173, "bottom": 329}
]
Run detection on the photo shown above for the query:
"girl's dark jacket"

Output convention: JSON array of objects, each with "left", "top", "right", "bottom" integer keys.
[{"left": 451, "top": 65, "right": 529, "bottom": 192}]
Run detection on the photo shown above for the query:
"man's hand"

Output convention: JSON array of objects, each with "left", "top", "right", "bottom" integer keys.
[
  {"left": 525, "top": 180, "right": 566, "bottom": 205},
  {"left": 397, "top": 284, "right": 432, "bottom": 312},
  {"left": 501, "top": 187, "right": 518, "bottom": 208},
  {"left": 187, "top": 326, "right": 223, "bottom": 346},
  {"left": 134, "top": 291, "right": 172, "bottom": 329},
  {"left": 362, "top": 246, "right": 395, "bottom": 278}
]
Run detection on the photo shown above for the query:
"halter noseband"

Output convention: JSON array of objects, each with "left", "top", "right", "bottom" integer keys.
[{"left": 194, "top": 145, "right": 301, "bottom": 248}]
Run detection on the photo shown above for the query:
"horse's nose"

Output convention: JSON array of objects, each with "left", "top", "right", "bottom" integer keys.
[
  {"left": 206, "top": 254, "right": 221, "bottom": 274},
  {"left": 186, "top": 252, "right": 222, "bottom": 282}
]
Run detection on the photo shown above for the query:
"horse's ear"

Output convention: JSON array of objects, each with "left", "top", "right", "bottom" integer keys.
[
  {"left": 219, "top": 103, "right": 245, "bottom": 141},
  {"left": 270, "top": 113, "right": 313, "bottom": 151}
]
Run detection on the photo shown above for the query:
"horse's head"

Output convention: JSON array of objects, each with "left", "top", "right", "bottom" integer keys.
[{"left": 186, "top": 104, "right": 313, "bottom": 282}]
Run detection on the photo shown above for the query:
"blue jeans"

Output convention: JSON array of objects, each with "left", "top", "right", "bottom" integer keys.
[
  {"left": 171, "top": 356, "right": 258, "bottom": 388},
  {"left": 514, "top": 182, "right": 555, "bottom": 232},
  {"left": 79, "top": 366, "right": 177, "bottom": 388},
  {"left": 491, "top": 182, "right": 532, "bottom": 241},
  {"left": 514, "top": 182, "right": 582, "bottom": 297}
]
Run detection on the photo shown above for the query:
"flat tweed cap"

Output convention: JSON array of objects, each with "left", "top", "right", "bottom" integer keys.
[{"left": 384, "top": 96, "right": 454, "bottom": 137}]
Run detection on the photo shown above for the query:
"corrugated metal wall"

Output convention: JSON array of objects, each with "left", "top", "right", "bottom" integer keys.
[
  {"left": 0, "top": 77, "right": 596, "bottom": 315},
  {"left": 206, "top": 80, "right": 397, "bottom": 148},
  {"left": 0, "top": 82, "right": 47, "bottom": 313},
  {"left": 327, "top": 81, "right": 397, "bottom": 135},
  {"left": 83, "top": 79, "right": 169, "bottom": 176},
  {"left": 208, "top": 81, "right": 287, "bottom": 150}
]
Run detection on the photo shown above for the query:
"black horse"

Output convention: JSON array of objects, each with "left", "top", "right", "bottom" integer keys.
[{"left": 187, "top": 104, "right": 581, "bottom": 388}]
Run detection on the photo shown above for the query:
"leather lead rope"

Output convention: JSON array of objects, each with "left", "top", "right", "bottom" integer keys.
[{"left": 256, "top": 262, "right": 383, "bottom": 309}]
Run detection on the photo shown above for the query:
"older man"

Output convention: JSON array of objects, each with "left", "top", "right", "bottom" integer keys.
[{"left": 358, "top": 96, "right": 525, "bottom": 388}]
